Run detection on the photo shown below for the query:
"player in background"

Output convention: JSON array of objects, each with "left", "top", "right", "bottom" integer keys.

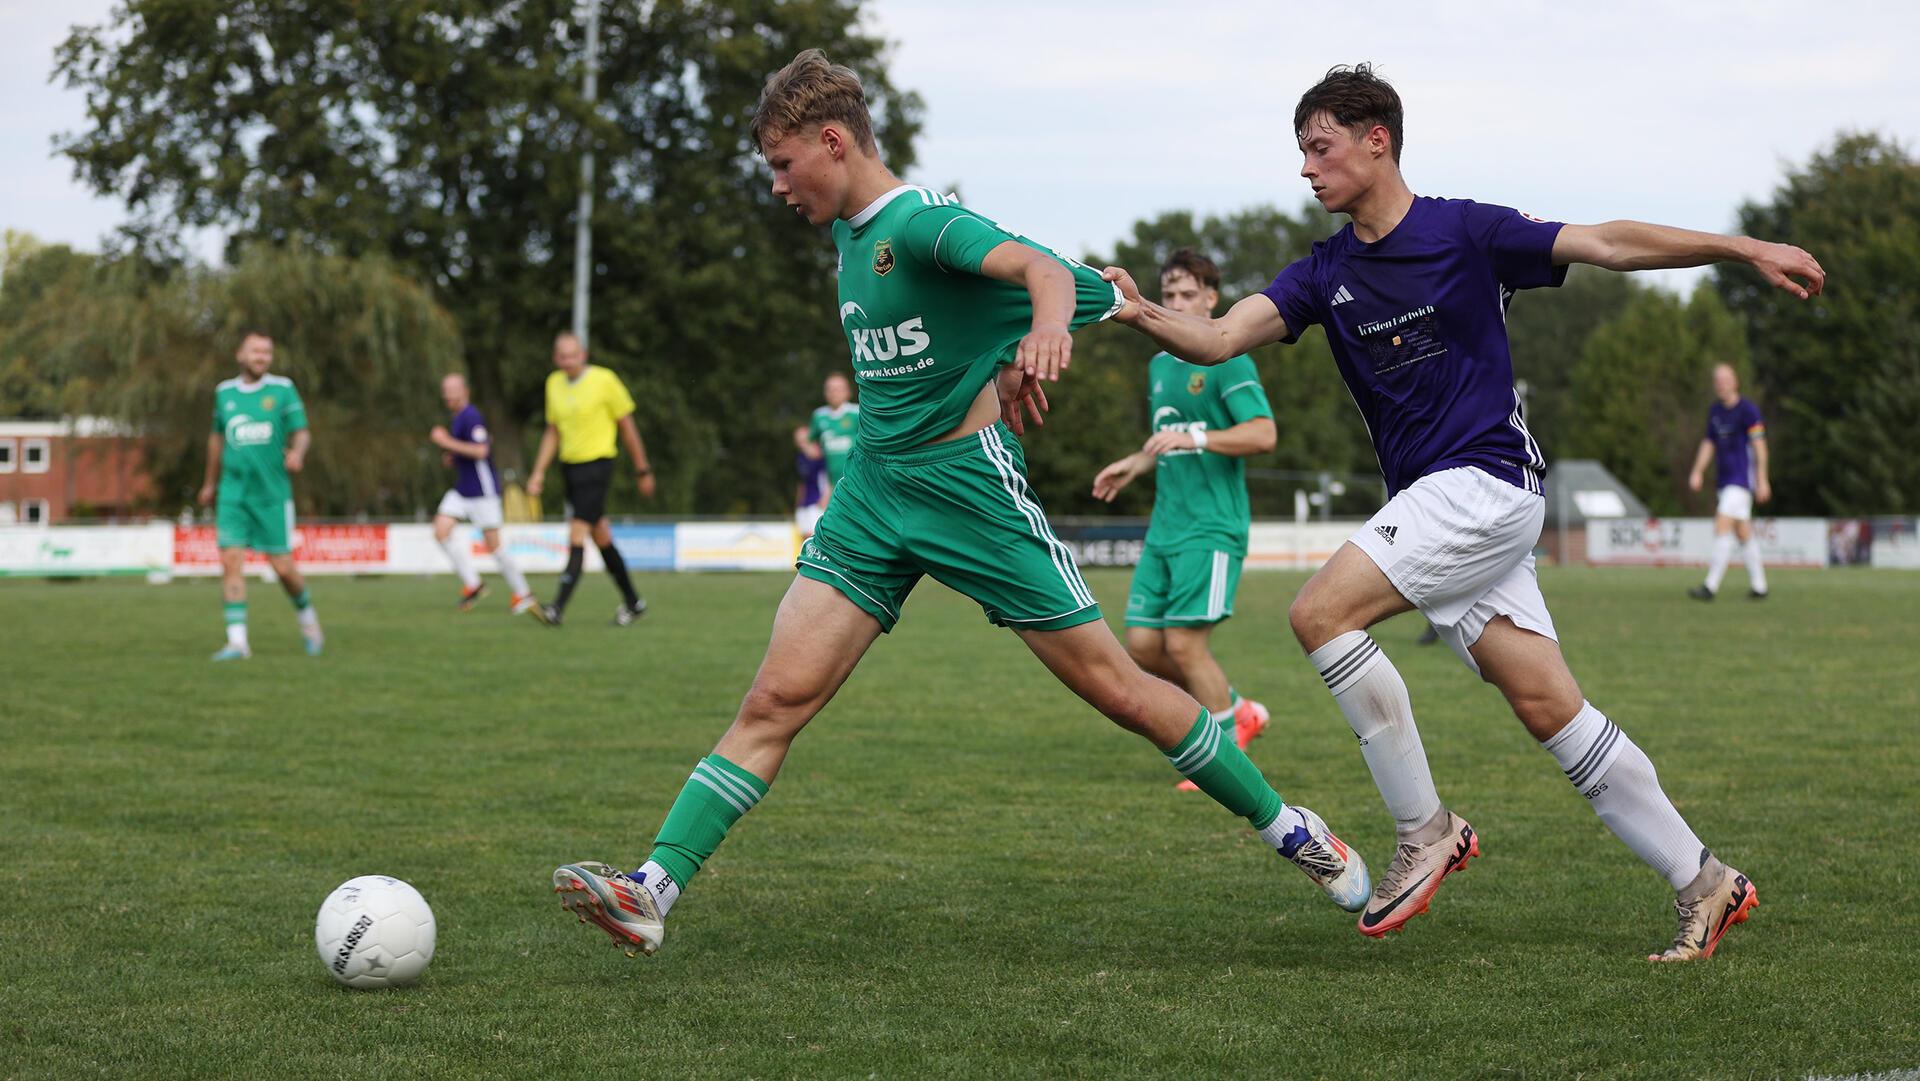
[
  {"left": 792, "top": 424, "right": 829, "bottom": 537},
  {"left": 1102, "top": 64, "right": 1823, "bottom": 960},
  {"left": 806, "top": 371, "right": 860, "bottom": 501},
  {"left": 196, "top": 329, "right": 323, "bottom": 660},
  {"left": 1687, "top": 364, "right": 1770, "bottom": 600},
  {"left": 553, "top": 50, "right": 1371, "bottom": 959},
  {"left": 1092, "top": 249, "right": 1275, "bottom": 788},
  {"left": 428, "top": 372, "right": 545, "bottom": 618},
  {"left": 527, "top": 332, "right": 655, "bottom": 627}
]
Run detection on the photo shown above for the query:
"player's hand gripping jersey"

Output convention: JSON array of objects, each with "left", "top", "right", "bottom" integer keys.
[{"left": 831, "top": 185, "right": 1122, "bottom": 453}]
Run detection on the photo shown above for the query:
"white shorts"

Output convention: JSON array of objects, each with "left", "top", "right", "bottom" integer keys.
[
  {"left": 795, "top": 504, "right": 825, "bottom": 536},
  {"left": 435, "top": 490, "right": 504, "bottom": 530},
  {"left": 1350, "top": 466, "right": 1557, "bottom": 674},
  {"left": 1715, "top": 485, "right": 1753, "bottom": 521}
]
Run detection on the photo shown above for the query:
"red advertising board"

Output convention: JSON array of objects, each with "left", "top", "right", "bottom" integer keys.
[{"left": 173, "top": 524, "right": 388, "bottom": 568}]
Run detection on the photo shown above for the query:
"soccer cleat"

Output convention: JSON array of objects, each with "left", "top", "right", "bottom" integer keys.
[
  {"left": 612, "top": 598, "right": 648, "bottom": 627},
  {"left": 456, "top": 583, "right": 488, "bottom": 612},
  {"left": 512, "top": 593, "right": 548, "bottom": 621},
  {"left": 1274, "top": 806, "right": 1371, "bottom": 912},
  {"left": 303, "top": 631, "right": 325, "bottom": 657},
  {"left": 1688, "top": 585, "right": 1716, "bottom": 601},
  {"left": 1233, "top": 697, "right": 1271, "bottom": 750},
  {"left": 1174, "top": 779, "right": 1200, "bottom": 792},
  {"left": 1649, "top": 858, "right": 1757, "bottom": 962},
  {"left": 1747, "top": 589, "right": 1768, "bottom": 601},
  {"left": 540, "top": 604, "right": 564, "bottom": 627},
  {"left": 210, "top": 645, "right": 251, "bottom": 662},
  {"left": 554, "top": 861, "right": 664, "bottom": 957},
  {"left": 1358, "top": 810, "right": 1478, "bottom": 937}
]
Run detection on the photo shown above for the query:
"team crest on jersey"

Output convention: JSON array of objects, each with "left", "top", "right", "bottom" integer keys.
[
  {"left": 873, "top": 238, "right": 895, "bottom": 276},
  {"left": 1187, "top": 372, "right": 1207, "bottom": 395},
  {"left": 260, "top": 396, "right": 276, "bottom": 411}
]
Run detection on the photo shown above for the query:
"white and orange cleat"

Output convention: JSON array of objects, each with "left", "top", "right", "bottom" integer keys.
[
  {"left": 1649, "top": 858, "right": 1757, "bottom": 962},
  {"left": 512, "top": 593, "right": 548, "bottom": 622},
  {"left": 1358, "top": 810, "right": 1478, "bottom": 937},
  {"left": 1233, "top": 697, "right": 1271, "bottom": 750},
  {"left": 553, "top": 861, "right": 664, "bottom": 957}
]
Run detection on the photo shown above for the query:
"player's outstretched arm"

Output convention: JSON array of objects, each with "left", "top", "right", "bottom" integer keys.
[
  {"left": 1141, "top": 417, "right": 1277, "bottom": 459},
  {"left": 980, "top": 241, "right": 1076, "bottom": 383},
  {"left": 1101, "top": 267, "right": 1290, "bottom": 366},
  {"left": 1552, "top": 222, "right": 1824, "bottom": 299},
  {"left": 1091, "top": 450, "right": 1155, "bottom": 503}
]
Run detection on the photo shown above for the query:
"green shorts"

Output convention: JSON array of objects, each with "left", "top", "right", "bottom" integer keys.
[
  {"left": 1125, "top": 546, "right": 1242, "bottom": 628},
  {"left": 797, "top": 421, "right": 1101, "bottom": 633},
  {"left": 216, "top": 491, "right": 294, "bottom": 554}
]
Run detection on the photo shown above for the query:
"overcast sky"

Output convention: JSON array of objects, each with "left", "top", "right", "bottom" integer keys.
[{"left": 6, "top": 0, "right": 1917, "bottom": 293}]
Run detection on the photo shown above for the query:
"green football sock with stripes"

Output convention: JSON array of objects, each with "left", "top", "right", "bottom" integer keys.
[
  {"left": 1165, "top": 709, "right": 1285, "bottom": 829},
  {"left": 642, "top": 753, "right": 769, "bottom": 910}
]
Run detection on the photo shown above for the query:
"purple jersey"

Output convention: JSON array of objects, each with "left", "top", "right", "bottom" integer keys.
[
  {"left": 450, "top": 404, "right": 499, "bottom": 498},
  {"left": 1707, "top": 397, "right": 1765, "bottom": 491},
  {"left": 1261, "top": 197, "right": 1565, "bottom": 497},
  {"left": 797, "top": 452, "right": 827, "bottom": 506}
]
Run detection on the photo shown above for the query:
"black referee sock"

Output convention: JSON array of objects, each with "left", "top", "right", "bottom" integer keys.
[
  {"left": 554, "top": 545, "right": 585, "bottom": 614},
  {"left": 599, "top": 543, "right": 640, "bottom": 608}
]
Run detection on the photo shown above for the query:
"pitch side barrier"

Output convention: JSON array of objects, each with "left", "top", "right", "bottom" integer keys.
[{"left": 1, "top": 516, "right": 1914, "bottom": 579}]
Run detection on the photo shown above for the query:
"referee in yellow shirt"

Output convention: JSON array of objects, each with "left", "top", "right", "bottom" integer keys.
[{"left": 527, "top": 331, "right": 656, "bottom": 627}]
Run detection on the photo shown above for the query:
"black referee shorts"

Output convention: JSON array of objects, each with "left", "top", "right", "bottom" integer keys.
[{"left": 560, "top": 457, "right": 616, "bottom": 523}]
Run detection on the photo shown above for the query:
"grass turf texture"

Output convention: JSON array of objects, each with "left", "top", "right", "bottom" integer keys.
[{"left": 3, "top": 567, "right": 1916, "bottom": 1080}]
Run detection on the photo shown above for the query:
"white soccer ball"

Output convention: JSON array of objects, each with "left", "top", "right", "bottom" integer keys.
[{"left": 314, "top": 875, "right": 436, "bottom": 989}]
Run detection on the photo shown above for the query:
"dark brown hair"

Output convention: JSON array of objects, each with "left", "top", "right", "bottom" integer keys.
[
  {"left": 1159, "top": 248, "right": 1220, "bottom": 292},
  {"left": 1293, "top": 63, "right": 1403, "bottom": 164},
  {"left": 235, "top": 327, "right": 273, "bottom": 348},
  {"left": 751, "top": 49, "right": 877, "bottom": 155}
]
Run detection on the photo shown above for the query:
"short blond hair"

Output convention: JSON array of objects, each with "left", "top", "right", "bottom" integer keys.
[{"left": 750, "top": 49, "right": 876, "bottom": 155}]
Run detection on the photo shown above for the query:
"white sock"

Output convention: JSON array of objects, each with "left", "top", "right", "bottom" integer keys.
[
  {"left": 1543, "top": 701, "right": 1708, "bottom": 891},
  {"left": 438, "top": 531, "right": 481, "bottom": 590},
  {"left": 635, "top": 859, "right": 682, "bottom": 916},
  {"left": 1211, "top": 707, "right": 1233, "bottom": 734},
  {"left": 493, "top": 545, "right": 531, "bottom": 596},
  {"left": 298, "top": 605, "right": 321, "bottom": 633},
  {"left": 1743, "top": 537, "right": 1768, "bottom": 594},
  {"left": 227, "top": 621, "right": 249, "bottom": 649},
  {"left": 1309, "top": 631, "right": 1442, "bottom": 836},
  {"left": 1704, "top": 533, "right": 1735, "bottom": 593},
  {"left": 1256, "top": 805, "right": 1307, "bottom": 849}
]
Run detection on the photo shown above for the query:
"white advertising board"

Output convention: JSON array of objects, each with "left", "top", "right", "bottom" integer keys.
[
  {"left": 0, "top": 523, "right": 173, "bottom": 577},
  {"left": 1585, "top": 518, "right": 1828, "bottom": 568}
]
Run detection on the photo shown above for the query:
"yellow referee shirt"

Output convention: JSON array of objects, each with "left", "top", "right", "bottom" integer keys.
[{"left": 544, "top": 365, "right": 636, "bottom": 463}]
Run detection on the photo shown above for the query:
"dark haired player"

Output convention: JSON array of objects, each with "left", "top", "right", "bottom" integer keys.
[{"left": 1104, "top": 63, "right": 1823, "bottom": 960}]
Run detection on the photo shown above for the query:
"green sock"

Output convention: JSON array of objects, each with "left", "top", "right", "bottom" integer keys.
[
  {"left": 1164, "top": 710, "right": 1284, "bottom": 828},
  {"left": 646, "top": 753, "right": 769, "bottom": 888},
  {"left": 223, "top": 601, "right": 246, "bottom": 626},
  {"left": 291, "top": 588, "right": 312, "bottom": 612}
]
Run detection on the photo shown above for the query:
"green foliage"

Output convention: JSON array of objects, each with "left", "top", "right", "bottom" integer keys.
[
  {"left": 1716, "top": 132, "right": 1920, "bottom": 514},
  {"left": 0, "top": 244, "right": 460, "bottom": 515},
  {"left": 1562, "top": 286, "right": 1750, "bottom": 515},
  {"left": 54, "top": 0, "right": 923, "bottom": 517},
  {"left": 1505, "top": 265, "right": 1641, "bottom": 453}
]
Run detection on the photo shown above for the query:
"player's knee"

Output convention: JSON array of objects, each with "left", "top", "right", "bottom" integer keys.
[
  {"left": 1288, "top": 594, "right": 1332, "bottom": 650},
  {"left": 737, "top": 679, "right": 825, "bottom": 732},
  {"left": 1124, "top": 638, "right": 1159, "bottom": 670},
  {"left": 1162, "top": 631, "right": 1207, "bottom": 666}
]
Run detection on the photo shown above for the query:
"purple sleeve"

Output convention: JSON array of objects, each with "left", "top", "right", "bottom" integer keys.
[
  {"left": 1259, "top": 255, "right": 1322, "bottom": 343},
  {"left": 1743, "top": 400, "right": 1765, "bottom": 434},
  {"left": 1459, "top": 201, "right": 1567, "bottom": 291}
]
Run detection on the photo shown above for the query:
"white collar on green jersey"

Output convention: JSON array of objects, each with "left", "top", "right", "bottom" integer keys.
[{"left": 846, "top": 184, "right": 919, "bottom": 229}]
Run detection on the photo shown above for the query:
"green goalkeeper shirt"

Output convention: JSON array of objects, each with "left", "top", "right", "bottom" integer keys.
[
  {"left": 1143, "top": 352, "right": 1272, "bottom": 556},
  {"left": 830, "top": 184, "right": 1123, "bottom": 454},
  {"left": 212, "top": 374, "right": 307, "bottom": 500}
]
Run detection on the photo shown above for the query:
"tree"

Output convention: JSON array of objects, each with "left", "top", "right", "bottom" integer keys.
[
  {"left": 1505, "top": 265, "right": 1640, "bottom": 454},
  {"left": 55, "top": 0, "right": 922, "bottom": 515},
  {"left": 4, "top": 245, "right": 460, "bottom": 516},
  {"left": 1561, "top": 285, "right": 1751, "bottom": 515},
  {"left": 1716, "top": 132, "right": 1920, "bottom": 514}
]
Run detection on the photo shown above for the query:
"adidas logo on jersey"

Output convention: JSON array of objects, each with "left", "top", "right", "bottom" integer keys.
[
  {"left": 1332, "top": 285, "right": 1356, "bottom": 306},
  {"left": 1374, "top": 524, "right": 1398, "bottom": 545}
]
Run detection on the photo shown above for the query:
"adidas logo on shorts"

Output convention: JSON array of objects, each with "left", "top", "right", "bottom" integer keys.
[{"left": 1374, "top": 525, "right": 1398, "bottom": 545}]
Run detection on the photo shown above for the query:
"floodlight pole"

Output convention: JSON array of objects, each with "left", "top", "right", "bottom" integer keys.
[{"left": 571, "top": 0, "right": 601, "bottom": 348}]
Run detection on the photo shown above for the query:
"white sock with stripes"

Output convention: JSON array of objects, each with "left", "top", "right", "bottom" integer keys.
[
  {"left": 1308, "top": 631, "right": 1442, "bottom": 837},
  {"left": 1542, "top": 701, "right": 1708, "bottom": 891}
]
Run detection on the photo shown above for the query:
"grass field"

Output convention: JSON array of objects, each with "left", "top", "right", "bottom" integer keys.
[{"left": 4, "top": 566, "right": 1917, "bottom": 1080}]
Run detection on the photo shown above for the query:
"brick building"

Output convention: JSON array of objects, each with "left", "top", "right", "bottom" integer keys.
[{"left": 0, "top": 417, "right": 155, "bottom": 524}]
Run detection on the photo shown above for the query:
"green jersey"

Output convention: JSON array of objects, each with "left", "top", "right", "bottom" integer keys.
[
  {"left": 831, "top": 184, "right": 1123, "bottom": 454},
  {"left": 212, "top": 374, "right": 307, "bottom": 499},
  {"left": 808, "top": 403, "right": 861, "bottom": 484},
  {"left": 1143, "top": 353, "right": 1272, "bottom": 555}
]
